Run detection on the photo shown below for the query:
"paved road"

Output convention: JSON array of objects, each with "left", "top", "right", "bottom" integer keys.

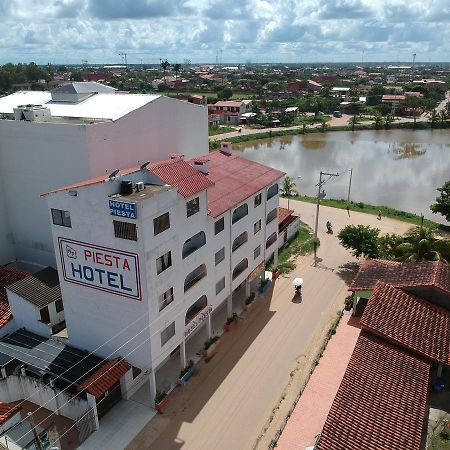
[{"left": 127, "top": 201, "right": 411, "bottom": 450}]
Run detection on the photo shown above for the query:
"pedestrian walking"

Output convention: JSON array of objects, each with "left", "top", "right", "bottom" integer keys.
[{"left": 377, "top": 210, "right": 382, "bottom": 220}]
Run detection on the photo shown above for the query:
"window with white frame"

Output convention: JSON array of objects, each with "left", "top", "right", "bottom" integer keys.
[{"left": 156, "top": 251, "right": 172, "bottom": 275}]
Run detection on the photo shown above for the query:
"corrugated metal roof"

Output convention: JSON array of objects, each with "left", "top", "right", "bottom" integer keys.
[
  {"left": 7, "top": 267, "right": 61, "bottom": 309},
  {"left": 0, "top": 90, "right": 160, "bottom": 121}
]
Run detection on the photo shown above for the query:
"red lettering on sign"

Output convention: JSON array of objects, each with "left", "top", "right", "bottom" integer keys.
[
  {"left": 95, "top": 252, "right": 103, "bottom": 264},
  {"left": 123, "top": 259, "right": 130, "bottom": 271},
  {"left": 84, "top": 250, "right": 92, "bottom": 261},
  {"left": 104, "top": 254, "right": 112, "bottom": 267}
]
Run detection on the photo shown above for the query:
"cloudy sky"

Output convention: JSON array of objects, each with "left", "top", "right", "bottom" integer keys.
[{"left": 1, "top": 0, "right": 450, "bottom": 64}]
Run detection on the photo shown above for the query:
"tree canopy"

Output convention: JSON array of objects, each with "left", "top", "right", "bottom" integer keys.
[
  {"left": 430, "top": 180, "right": 450, "bottom": 222},
  {"left": 337, "top": 225, "right": 381, "bottom": 258}
]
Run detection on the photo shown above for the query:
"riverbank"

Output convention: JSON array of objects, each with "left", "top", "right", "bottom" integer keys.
[
  {"left": 209, "top": 120, "right": 450, "bottom": 148},
  {"left": 286, "top": 196, "right": 450, "bottom": 232}
]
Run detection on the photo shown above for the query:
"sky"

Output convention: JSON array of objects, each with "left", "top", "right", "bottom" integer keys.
[{"left": 1, "top": 0, "right": 450, "bottom": 64}]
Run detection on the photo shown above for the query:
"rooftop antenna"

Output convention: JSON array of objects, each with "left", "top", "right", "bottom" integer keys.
[
  {"left": 140, "top": 161, "right": 151, "bottom": 169},
  {"left": 108, "top": 169, "right": 120, "bottom": 179},
  {"left": 412, "top": 52, "right": 416, "bottom": 70}
]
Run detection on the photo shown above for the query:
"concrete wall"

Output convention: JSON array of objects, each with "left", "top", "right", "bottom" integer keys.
[
  {"left": 0, "top": 96, "right": 208, "bottom": 267},
  {"left": 0, "top": 375, "right": 89, "bottom": 420},
  {"left": 278, "top": 217, "right": 301, "bottom": 249}
]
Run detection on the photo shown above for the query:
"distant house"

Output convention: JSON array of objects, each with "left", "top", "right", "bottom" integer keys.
[
  {"left": 413, "top": 79, "right": 447, "bottom": 90},
  {"left": 278, "top": 208, "right": 300, "bottom": 248},
  {"left": 405, "top": 91, "right": 424, "bottom": 98},
  {"left": 209, "top": 99, "right": 253, "bottom": 125},
  {"left": 331, "top": 87, "right": 351, "bottom": 101},
  {"left": 381, "top": 94, "right": 406, "bottom": 106},
  {"left": 311, "top": 74, "right": 337, "bottom": 83},
  {"left": 285, "top": 106, "right": 299, "bottom": 116},
  {"left": 288, "top": 79, "right": 322, "bottom": 94}
]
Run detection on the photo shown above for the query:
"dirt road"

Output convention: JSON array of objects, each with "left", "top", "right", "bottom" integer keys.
[{"left": 127, "top": 200, "right": 411, "bottom": 450}]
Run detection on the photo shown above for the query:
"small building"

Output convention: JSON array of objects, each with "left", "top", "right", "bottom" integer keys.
[
  {"left": 381, "top": 94, "right": 406, "bottom": 106},
  {"left": 288, "top": 79, "right": 322, "bottom": 94},
  {"left": 330, "top": 87, "right": 350, "bottom": 101},
  {"left": 278, "top": 208, "right": 300, "bottom": 248},
  {"left": 413, "top": 79, "right": 447, "bottom": 90},
  {"left": 209, "top": 100, "right": 253, "bottom": 125},
  {"left": 6, "top": 267, "right": 66, "bottom": 337}
]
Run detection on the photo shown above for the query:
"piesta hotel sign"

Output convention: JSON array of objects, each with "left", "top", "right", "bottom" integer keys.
[
  {"left": 109, "top": 200, "right": 137, "bottom": 219},
  {"left": 58, "top": 238, "right": 141, "bottom": 300}
]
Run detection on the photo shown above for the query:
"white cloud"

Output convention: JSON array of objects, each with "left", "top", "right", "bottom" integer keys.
[{"left": 0, "top": 0, "right": 450, "bottom": 63}]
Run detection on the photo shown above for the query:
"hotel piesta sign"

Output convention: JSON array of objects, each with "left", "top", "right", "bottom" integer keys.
[
  {"left": 109, "top": 200, "right": 137, "bottom": 219},
  {"left": 58, "top": 238, "right": 141, "bottom": 300}
]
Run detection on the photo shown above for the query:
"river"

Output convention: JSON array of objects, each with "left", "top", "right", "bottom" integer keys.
[{"left": 233, "top": 129, "right": 450, "bottom": 224}]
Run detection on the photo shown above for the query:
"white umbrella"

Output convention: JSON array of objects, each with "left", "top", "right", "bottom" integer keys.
[{"left": 292, "top": 277, "right": 303, "bottom": 287}]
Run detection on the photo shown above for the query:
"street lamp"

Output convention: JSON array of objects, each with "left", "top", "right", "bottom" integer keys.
[{"left": 313, "top": 171, "right": 339, "bottom": 266}]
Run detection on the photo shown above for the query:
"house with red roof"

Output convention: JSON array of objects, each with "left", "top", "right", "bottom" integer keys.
[
  {"left": 41, "top": 141, "right": 284, "bottom": 407},
  {"left": 315, "top": 261, "right": 450, "bottom": 449},
  {"left": 208, "top": 99, "right": 253, "bottom": 124}
]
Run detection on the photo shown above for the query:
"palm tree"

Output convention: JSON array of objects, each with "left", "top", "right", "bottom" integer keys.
[
  {"left": 173, "top": 63, "right": 182, "bottom": 81},
  {"left": 395, "top": 226, "right": 449, "bottom": 263},
  {"left": 348, "top": 114, "right": 359, "bottom": 132},
  {"left": 429, "top": 109, "right": 439, "bottom": 128},
  {"left": 439, "top": 109, "right": 448, "bottom": 127},
  {"left": 373, "top": 113, "right": 383, "bottom": 130},
  {"left": 384, "top": 114, "right": 393, "bottom": 129},
  {"left": 160, "top": 59, "right": 170, "bottom": 85},
  {"left": 281, "top": 175, "right": 299, "bottom": 209}
]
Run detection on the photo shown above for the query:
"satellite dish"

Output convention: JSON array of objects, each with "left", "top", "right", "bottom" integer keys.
[
  {"left": 140, "top": 161, "right": 151, "bottom": 169},
  {"left": 108, "top": 169, "right": 120, "bottom": 179}
]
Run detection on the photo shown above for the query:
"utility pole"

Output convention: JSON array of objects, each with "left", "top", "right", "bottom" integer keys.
[
  {"left": 118, "top": 52, "right": 128, "bottom": 69},
  {"left": 313, "top": 171, "right": 339, "bottom": 266},
  {"left": 346, "top": 168, "right": 353, "bottom": 212}
]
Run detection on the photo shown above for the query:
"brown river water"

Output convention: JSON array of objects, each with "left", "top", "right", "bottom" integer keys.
[{"left": 234, "top": 129, "right": 450, "bottom": 224}]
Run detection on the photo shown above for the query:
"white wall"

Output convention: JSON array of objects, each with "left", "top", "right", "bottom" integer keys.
[
  {"left": 7, "top": 291, "right": 51, "bottom": 337},
  {"left": 0, "top": 375, "right": 89, "bottom": 420},
  {"left": 0, "top": 96, "right": 207, "bottom": 267}
]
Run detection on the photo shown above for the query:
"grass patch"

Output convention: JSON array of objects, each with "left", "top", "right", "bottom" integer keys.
[
  {"left": 208, "top": 125, "right": 236, "bottom": 136},
  {"left": 267, "top": 221, "right": 318, "bottom": 273},
  {"left": 285, "top": 196, "right": 450, "bottom": 232},
  {"left": 430, "top": 433, "right": 450, "bottom": 450}
]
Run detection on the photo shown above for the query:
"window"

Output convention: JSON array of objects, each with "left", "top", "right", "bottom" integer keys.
[
  {"left": 267, "top": 184, "right": 279, "bottom": 200},
  {"left": 160, "top": 322, "right": 175, "bottom": 347},
  {"left": 266, "top": 208, "right": 277, "bottom": 224},
  {"left": 51, "top": 209, "right": 71, "bottom": 228},
  {"left": 159, "top": 287, "right": 174, "bottom": 311},
  {"left": 186, "top": 197, "right": 200, "bottom": 217},
  {"left": 55, "top": 299, "right": 64, "bottom": 313},
  {"left": 232, "top": 203, "right": 248, "bottom": 224},
  {"left": 232, "top": 231, "right": 248, "bottom": 252},
  {"left": 132, "top": 366, "right": 142, "bottom": 380},
  {"left": 184, "top": 264, "right": 207, "bottom": 292},
  {"left": 39, "top": 306, "right": 50, "bottom": 324},
  {"left": 254, "top": 219, "right": 261, "bottom": 234},
  {"left": 156, "top": 251, "right": 172, "bottom": 275},
  {"left": 266, "top": 232, "right": 277, "bottom": 249},
  {"left": 254, "top": 193, "right": 262, "bottom": 208},
  {"left": 254, "top": 245, "right": 261, "bottom": 259},
  {"left": 113, "top": 220, "right": 137, "bottom": 241},
  {"left": 153, "top": 212, "right": 170, "bottom": 235},
  {"left": 185, "top": 295, "right": 208, "bottom": 324},
  {"left": 215, "top": 248, "right": 225, "bottom": 265},
  {"left": 216, "top": 277, "right": 225, "bottom": 295},
  {"left": 232, "top": 258, "right": 248, "bottom": 279},
  {"left": 182, "top": 231, "right": 206, "bottom": 259},
  {"left": 215, "top": 217, "right": 225, "bottom": 235}
]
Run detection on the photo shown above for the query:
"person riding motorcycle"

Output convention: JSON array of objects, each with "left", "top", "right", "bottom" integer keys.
[{"left": 326, "top": 221, "right": 333, "bottom": 234}]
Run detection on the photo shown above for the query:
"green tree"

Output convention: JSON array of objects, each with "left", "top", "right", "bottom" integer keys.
[
  {"left": 173, "top": 63, "right": 182, "bottom": 80},
  {"left": 348, "top": 114, "right": 359, "bottom": 131},
  {"left": 70, "top": 70, "right": 83, "bottom": 81},
  {"left": 280, "top": 175, "right": 298, "bottom": 197},
  {"left": 438, "top": 109, "right": 448, "bottom": 126},
  {"left": 373, "top": 113, "right": 383, "bottom": 130},
  {"left": 430, "top": 180, "right": 450, "bottom": 222},
  {"left": 366, "top": 84, "right": 385, "bottom": 106},
  {"left": 160, "top": 59, "right": 170, "bottom": 84},
  {"left": 337, "top": 225, "right": 381, "bottom": 259},
  {"left": 217, "top": 87, "right": 233, "bottom": 100},
  {"left": 384, "top": 114, "right": 394, "bottom": 129},
  {"left": 401, "top": 96, "right": 423, "bottom": 127},
  {"left": 429, "top": 109, "right": 439, "bottom": 128},
  {"left": 395, "top": 226, "right": 449, "bottom": 262}
]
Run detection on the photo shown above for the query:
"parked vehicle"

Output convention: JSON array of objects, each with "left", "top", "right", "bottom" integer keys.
[{"left": 333, "top": 111, "right": 342, "bottom": 118}]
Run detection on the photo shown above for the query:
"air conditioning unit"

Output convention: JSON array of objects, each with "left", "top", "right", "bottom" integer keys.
[{"left": 136, "top": 181, "right": 145, "bottom": 192}]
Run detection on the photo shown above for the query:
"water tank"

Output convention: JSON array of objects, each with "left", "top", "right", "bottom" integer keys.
[{"left": 120, "top": 180, "right": 133, "bottom": 195}]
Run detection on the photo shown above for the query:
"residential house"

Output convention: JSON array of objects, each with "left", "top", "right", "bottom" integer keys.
[
  {"left": 288, "top": 79, "right": 322, "bottom": 94},
  {"left": 209, "top": 99, "right": 253, "bottom": 125}
]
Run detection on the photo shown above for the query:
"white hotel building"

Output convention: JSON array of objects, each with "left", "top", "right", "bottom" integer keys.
[
  {"left": 42, "top": 143, "right": 284, "bottom": 402},
  {"left": 0, "top": 82, "right": 207, "bottom": 267}
]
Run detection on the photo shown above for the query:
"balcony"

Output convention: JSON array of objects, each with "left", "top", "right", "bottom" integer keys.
[
  {"left": 182, "top": 231, "right": 206, "bottom": 259},
  {"left": 185, "top": 295, "right": 208, "bottom": 324},
  {"left": 232, "top": 231, "right": 248, "bottom": 252},
  {"left": 184, "top": 264, "right": 207, "bottom": 292},
  {"left": 232, "top": 258, "right": 248, "bottom": 280}
]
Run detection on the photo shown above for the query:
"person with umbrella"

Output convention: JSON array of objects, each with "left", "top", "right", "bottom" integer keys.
[{"left": 293, "top": 277, "right": 303, "bottom": 295}]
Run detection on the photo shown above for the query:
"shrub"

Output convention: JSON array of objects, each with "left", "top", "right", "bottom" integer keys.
[
  {"left": 245, "top": 293, "right": 256, "bottom": 305},
  {"left": 204, "top": 336, "right": 219, "bottom": 350},
  {"left": 155, "top": 390, "right": 166, "bottom": 403},
  {"left": 179, "top": 360, "right": 194, "bottom": 378}
]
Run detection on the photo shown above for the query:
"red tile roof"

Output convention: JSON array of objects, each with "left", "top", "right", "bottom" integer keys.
[
  {"left": 316, "top": 331, "right": 430, "bottom": 450},
  {"left": 361, "top": 282, "right": 450, "bottom": 365},
  {"left": 278, "top": 207, "right": 294, "bottom": 224},
  {"left": 349, "top": 260, "right": 450, "bottom": 295},
  {"left": 0, "top": 266, "right": 29, "bottom": 328},
  {"left": 77, "top": 358, "right": 130, "bottom": 398},
  {"left": 203, "top": 150, "right": 285, "bottom": 217},
  {"left": 147, "top": 158, "right": 214, "bottom": 198},
  {"left": 0, "top": 402, "right": 20, "bottom": 425}
]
